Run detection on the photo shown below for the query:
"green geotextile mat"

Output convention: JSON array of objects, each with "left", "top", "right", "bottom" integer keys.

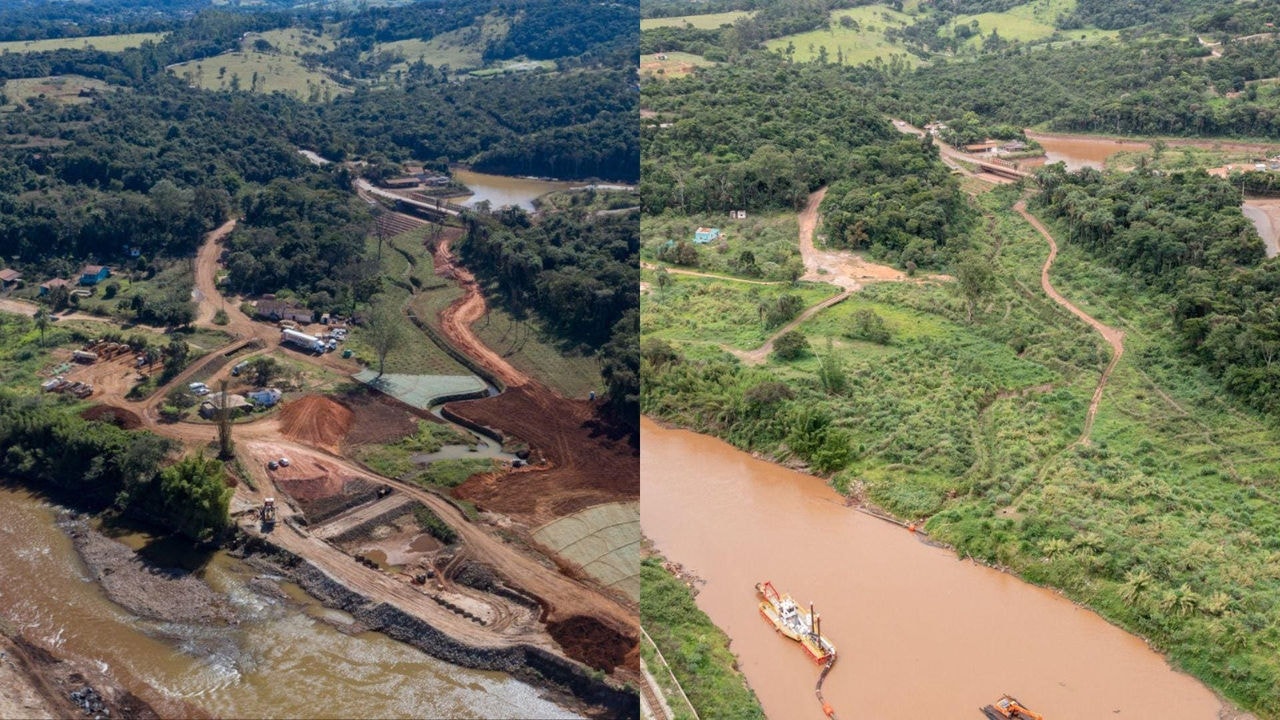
[{"left": 352, "top": 370, "right": 487, "bottom": 409}]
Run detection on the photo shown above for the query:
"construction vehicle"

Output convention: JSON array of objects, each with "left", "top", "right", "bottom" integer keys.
[
  {"left": 260, "top": 497, "right": 277, "bottom": 528},
  {"left": 982, "top": 694, "right": 1043, "bottom": 720}
]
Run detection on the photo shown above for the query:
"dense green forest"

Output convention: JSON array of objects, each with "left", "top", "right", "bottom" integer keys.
[
  {"left": 0, "top": 391, "right": 230, "bottom": 541},
  {"left": 1031, "top": 165, "right": 1280, "bottom": 415},
  {"left": 873, "top": 35, "right": 1280, "bottom": 138},
  {"left": 642, "top": 57, "right": 969, "bottom": 266}
]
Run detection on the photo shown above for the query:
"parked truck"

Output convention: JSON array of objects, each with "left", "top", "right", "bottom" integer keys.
[{"left": 281, "top": 328, "right": 325, "bottom": 353}]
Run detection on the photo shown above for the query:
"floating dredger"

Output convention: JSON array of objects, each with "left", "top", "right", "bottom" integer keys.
[
  {"left": 756, "top": 581, "right": 839, "bottom": 718},
  {"left": 755, "top": 581, "right": 835, "bottom": 662}
]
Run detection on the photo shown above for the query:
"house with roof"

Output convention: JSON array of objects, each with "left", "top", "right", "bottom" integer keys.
[
  {"left": 0, "top": 268, "right": 21, "bottom": 290},
  {"left": 693, "top": 227, "right": 722, "bottom": 244},
  {"left": 964, "top": 141, "right": 1000, "bottom": 154},
  {"left": 79, "top": 265, "right": 110, "bottom": 286},
  {"left": 199, "top": 392, "right": 253, "bottom": 418},
  {"left": 247, "top": 388, "right": 282, "bottom": 407},
  {"left": 39, "top": 278, "right": 70, "bottom": 296},
  {"left": 256, "top": 299, "right": 313, "bottom": 324}
]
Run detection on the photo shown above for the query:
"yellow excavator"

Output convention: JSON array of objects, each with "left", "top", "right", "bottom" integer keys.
[{"left": 981, "top": 694, "right": 1043, "bottom": 720}]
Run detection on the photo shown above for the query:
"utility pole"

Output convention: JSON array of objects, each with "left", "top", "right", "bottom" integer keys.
[{"left": 216, "top": 378, "right": 234, "bottom": 459}]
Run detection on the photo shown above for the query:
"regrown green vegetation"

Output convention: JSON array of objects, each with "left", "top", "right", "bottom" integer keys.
[
  {"left": 640, "top": 554, "right": 765, "bottom": 720},
  {"left": 353, "top": 420, "right": 474, "bottom": 479},
  {"left": 643, "top": 181, "right": 1280, "bottom": 714},
  {"left": 0, "top": 392, "right": 230, "bottom": 543},
  {"left": 412, "top": 505, "right": 457, "bottom": 545}
]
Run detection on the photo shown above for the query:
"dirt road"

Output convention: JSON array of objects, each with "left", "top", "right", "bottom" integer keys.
[
  {"left": 191, "top": 219, "right": 243, "bottom": 330},
  {"left": 731, "top": 291, "right": 851, "bottom": 366},
  {"left": 1015, "top": 199, "right": 1125, "bottom": 445},
  {"left": 434, "top": 236, "right": 530, "bottom": 389},
  {"left": 639, "top": 261, "right": 783, "bottom": 286}
]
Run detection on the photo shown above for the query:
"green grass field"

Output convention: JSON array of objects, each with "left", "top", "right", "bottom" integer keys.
[
  {"left": 169, "top": 51, "right": 345, "bottom": 101},
  {"left": 641, "top": 11, "right": 754, "bottom": 30},
  {"left": 949, "top": 0, "right": 1117, "bottom": 49},
  {"left": 764, "top": 6, "right": 921, "bottom": 67},
  {"left": 641, "top": 553, "right": 765, "bottom": 719},
  {"left": 365, "top": 13, "right": 510, "bottom": 79},
  {"left": 642, "top": 274, "right": 839, "bottom": 354},
  {"left": 470, "top": 304, "right": 602, "bottom": 399},
  {"left": 1, "top": 75, "right": 110, "bottom": 108},
  {"left": 642, "top": 213, "right": 802, "bottom": 281},
  {"left": 0, "top": 32, "right": 165, "bottom": 54},
  {"left": 247, "top": 28, "right": 338, "bottom": 57}
]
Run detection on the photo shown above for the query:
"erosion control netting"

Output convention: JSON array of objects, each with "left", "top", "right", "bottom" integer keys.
[
  {"left": 352, "top": 370, "right": 487, "bottom": 411},
  {"left": 532, "top": 501, "right": 639, "bottom": 602}
]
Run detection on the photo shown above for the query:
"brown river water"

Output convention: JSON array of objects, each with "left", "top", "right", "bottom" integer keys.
[
  {"left": 640, "top": 418, "right": 1230, "bottom": 720},
  {"left": 0, "top": 486, "right": 580, "bottom": 719},
  {"left": 1022, "top": 133, "right": 1150, "bottom": 171}
]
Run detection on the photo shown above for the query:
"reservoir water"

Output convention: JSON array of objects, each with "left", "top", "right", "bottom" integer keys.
[
  {"left": 640, "top": 418, "right": 1229, "bottom": 720},
  {"left": 452, "top": 169, "right": 574, "bottom": 211}
]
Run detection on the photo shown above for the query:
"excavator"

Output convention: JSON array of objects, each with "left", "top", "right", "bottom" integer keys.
[
  {"left": 260, "top": 497, "right": 277, "bottom": 530},
  {"left": 981, "top": 694, "right": 1043, "bottom": 720}
]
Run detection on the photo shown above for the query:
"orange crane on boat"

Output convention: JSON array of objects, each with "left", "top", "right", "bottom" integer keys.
[
  {"left": 982, "top": 694, "right": 1044, "bottom": 720},
  {"left": 756, "top": 581, "right": 839, "bottom": 718}
]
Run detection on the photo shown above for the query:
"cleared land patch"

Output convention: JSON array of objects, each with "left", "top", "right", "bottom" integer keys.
[
  {"left": 532, "top": 501, "right": 639, "bottom": 601},
  {"left": 640, "top": 51, "right": 717, "bottom": 79},
  {"left": 168, "top": 51, "right": 344, "bottom": 100},
  {"left": 765, "top": 6, "right": 919, "bottom": 67},
  {"left": 0, "top": 32, "right": 165, "bottom": 54},
  {"left": 1, "top": 75, "right": 111, "bottom": 108},
  {"left": 641, "top": 11, "right": 753, "bottom": 30}
]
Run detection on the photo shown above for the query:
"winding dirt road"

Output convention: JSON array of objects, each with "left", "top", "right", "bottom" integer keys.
[
  {"left": 1015, "top": 199, "right": 1125, "bottom": 445},
  {"left": 434, "top": 236, "right": 530, "bottom": 389}
]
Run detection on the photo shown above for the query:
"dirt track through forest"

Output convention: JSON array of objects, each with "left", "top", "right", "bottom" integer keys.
[{"left": 1015, "top": 199, "right": 1125, "bottom": 445}]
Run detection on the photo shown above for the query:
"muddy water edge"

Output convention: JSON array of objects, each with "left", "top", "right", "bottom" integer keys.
[
  {"left": 0, "top": 485, "right": 582, "bottom": 719},
  {"left": 451, "top": 168, "right": 575, "bottom": 211},
  {"left": 640, "top": 417, "right": 1236, "bottom": 720}
]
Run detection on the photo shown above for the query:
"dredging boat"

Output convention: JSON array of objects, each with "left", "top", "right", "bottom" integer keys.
[{"left": 755, "top": 581, "right": 836, "bottom": 663}]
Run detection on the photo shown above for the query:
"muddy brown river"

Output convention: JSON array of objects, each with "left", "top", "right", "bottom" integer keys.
[
  {"left": 640, "top": 418, "right": 1230, "bottom": 720},
  {"left": 0, "top": 486, "right": 580, "bottom": 719},
  {"left": 1023, "top": 132, "right": 1149, "bottom": 171}
]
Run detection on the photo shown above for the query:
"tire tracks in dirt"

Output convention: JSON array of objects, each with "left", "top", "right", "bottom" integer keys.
[{"left": 1014, "top": 198, "right": 1125, "bottom": 446}]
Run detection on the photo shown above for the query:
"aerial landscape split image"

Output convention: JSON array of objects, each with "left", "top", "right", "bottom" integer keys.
[{"left": 3, "top": 0, "right": 1280, "bottom": 719}]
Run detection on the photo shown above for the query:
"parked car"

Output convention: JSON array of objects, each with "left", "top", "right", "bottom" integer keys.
[
  {"left": 279, "top": 457, "right": 290, "bottom": 467},
  {"left": 268, "top": 460, "right": 279, "bottom": 470}
]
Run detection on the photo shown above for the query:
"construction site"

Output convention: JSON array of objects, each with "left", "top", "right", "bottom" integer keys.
[{"left": 23, "top": 209, "right": 640, "bottom": 717}]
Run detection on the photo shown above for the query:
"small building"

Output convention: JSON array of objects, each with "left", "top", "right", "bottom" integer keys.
[
  {"left": 247, "top": 388, "right": 282, "bottom": 407},
  {"left": 964, "top": 141, "right": 1000, "bottom": 154},
  {"left": 0, "top": 268, "right": 21, "bottom": 289},
  {"left": 256, "top": 299, "right": 313, "bottom": 324},
  {"left": 79, "top": 265, "right": 110, "bottom": 286},
  {"left": 999, "top": 140, "right": 1028, "bottom": 153},
  {"left": 693, "top": 227, "right": 722, "bottom": 244},
  {"left": 39, "top": 278, "right": 70, "bottom": 296},
  {"left": 378, "top": 176, "right": 420, "bottom": 189},
  {"left": 199, "top": 393, "right": 252, "bottom": 419},
  {"left": 729, "top": 210, "right": 747, "bottom": 220}
]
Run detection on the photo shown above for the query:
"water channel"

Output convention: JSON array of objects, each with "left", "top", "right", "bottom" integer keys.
[
  {"left": 640, "top": 417, "right": 1230, "bottom": 720},
  {"left": 0, "top": 486, "right": 580, "bottom": 719}
]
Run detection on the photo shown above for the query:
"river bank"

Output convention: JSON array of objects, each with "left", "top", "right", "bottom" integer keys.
[
  {"left": 0, "top": 628, "right": 164, "bottom": 720},
  {"left": 640, "top": 417, "right": 1254, "bottom": 719},
  {"left": 233, "top": 531, "right": 637, "bottom": 720}
]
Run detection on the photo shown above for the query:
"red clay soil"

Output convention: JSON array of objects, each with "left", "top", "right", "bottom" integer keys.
[
  {"left": 445, "top": 385, "right": 639, "bottom": 526},
  {"left": 339, "top": 391, "right": 424, "bottom": 447},
  {"left": 278, "top": 395, "right": 354, "bottom": 450},
  {"left": 546, "top": 615, "right": 638, "bottom": 673},
  {"left": 80, "top": 405, "right": 144, "bottom": 430}
]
